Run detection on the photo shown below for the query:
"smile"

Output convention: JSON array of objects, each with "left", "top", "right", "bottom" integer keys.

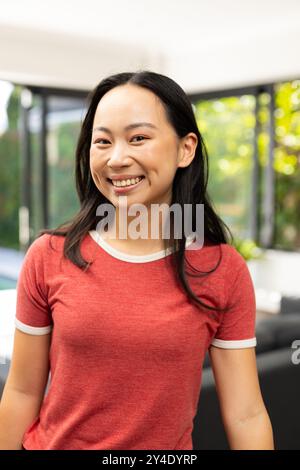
[{"left": 107, "top": 176, "right": 145, "bottom": 193}]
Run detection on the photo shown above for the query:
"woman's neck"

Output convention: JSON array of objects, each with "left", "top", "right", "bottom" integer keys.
[{"left": 98, "top": 209, "right": 175, "bottom": 255}]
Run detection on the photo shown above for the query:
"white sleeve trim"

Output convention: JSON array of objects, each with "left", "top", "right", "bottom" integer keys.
[
  {"left": 210, "top": 337, "right": 257, "bottom": 349},
  {"left": 15, "top": 318, "right": 53, "bottom": 335}
]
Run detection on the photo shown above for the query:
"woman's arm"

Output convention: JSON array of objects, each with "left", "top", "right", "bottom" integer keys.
[
  {"left": 0, "top": 328, "right": 51, "bottom": 449},
  {"left": 208, "top": 346, "right": 274, "bottom": 450}
]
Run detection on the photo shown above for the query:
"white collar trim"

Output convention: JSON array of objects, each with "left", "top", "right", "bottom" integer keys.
[{"left": 89, "top": 230, "right": 195, "bottom": 263}]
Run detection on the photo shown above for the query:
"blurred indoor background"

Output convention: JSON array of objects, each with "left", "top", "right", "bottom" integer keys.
[{"left": 0, "top": 0, "right": 300, "bottom": 449}]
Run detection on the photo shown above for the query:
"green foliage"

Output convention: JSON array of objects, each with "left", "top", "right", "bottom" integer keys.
[
  {"left": 48, "top": 121, "right": 81, "bottom": 228},
  {"left": 194, "top": 95, "right": 256, "bottom": 239},
  {"left": 232, "top": 238, "right": 264, "bottom": 261},
  {"left": 0, "top": 85, "right": 22, "bottom": 249},
  {"left": 273, "top": 81, "right": 300, "bottom": 249},
  {"left": 194, "top": 80, "right": 300, "bottom": 250}
]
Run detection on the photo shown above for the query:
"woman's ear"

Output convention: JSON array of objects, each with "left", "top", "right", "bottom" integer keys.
[{"left": 177, "top": 133, "right": 198, "bottom": 169}]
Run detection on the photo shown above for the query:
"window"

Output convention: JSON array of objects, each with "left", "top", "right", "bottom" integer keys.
[
  {"left": 191, "top": 79, "right": 300, "bottom": 252},
  {"left": 19, "top": 87, "right": 88, "bottom": 247},
  {"left": 193, "top": 93, "right": 257, "bottom": 240},
  {"left": 0, "top": 81, "right": 21, "bottom": 250},
  {"left": 274, "top": 80, "right": 300, "bottom": 250}
]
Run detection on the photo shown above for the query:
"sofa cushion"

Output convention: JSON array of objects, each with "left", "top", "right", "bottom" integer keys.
[
  {"left": 280, "top": 295, "right": 300, "bottom": 315},
  {"left": 255, "top": 321, "right": 277, "bottom": 354},
  {"left": 257, "top": 314, "right": 300, "bottom": 349}
]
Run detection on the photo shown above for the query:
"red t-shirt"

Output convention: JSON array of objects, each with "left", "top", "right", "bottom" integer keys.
[{"left": 15, "top": 230, "right": 257, "bottom": 450}]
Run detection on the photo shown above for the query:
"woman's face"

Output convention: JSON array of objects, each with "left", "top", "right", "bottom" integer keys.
[{"left": 90, "top": 84, "right": 197, "bottom": 210}]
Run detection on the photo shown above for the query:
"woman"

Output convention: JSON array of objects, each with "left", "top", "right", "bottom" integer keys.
[{"left": 0, "top": 70, "right": 274, "bottom": 450}]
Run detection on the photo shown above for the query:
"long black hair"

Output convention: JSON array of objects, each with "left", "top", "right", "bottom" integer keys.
[{"left": 39, "top": 70, "right": 234, "bottom": 312}]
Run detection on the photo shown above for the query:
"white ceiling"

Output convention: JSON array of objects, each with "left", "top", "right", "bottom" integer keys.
[
  {"left": 1, "top": 0, "right": 299, "bottom": 52},
  {"left": 0, "top": 0, "right": 300, "bottom": 92}
]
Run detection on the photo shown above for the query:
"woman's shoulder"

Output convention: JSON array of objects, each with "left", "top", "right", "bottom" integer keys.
[
  {"left": 185, "top": 237, "right": 246, "bottom": 276},
  {"left": 219, "top": 242, "right": 248, "bottom": 272},
  {"left": 31, "top": 231, "right": 65, "bottom": 249},
  {"left": 25, "top": 232, "right": 66, "bottom": 262}
]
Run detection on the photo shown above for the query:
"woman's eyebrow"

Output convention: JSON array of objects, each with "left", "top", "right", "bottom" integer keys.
[{"left": 92, "top": 122, "right": 158, "bottom": 134}]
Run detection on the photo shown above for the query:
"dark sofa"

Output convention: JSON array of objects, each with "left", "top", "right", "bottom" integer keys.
[{"left": 192, "top": 296, "right": 300, "bottom": 450}]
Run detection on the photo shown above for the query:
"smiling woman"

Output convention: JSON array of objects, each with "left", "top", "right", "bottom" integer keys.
[
  {"left": 88, "top": 82, "right": 201, "bottom": 244},
  {"left": 0, "top": 70, "right": 274, "bottom": 450}
]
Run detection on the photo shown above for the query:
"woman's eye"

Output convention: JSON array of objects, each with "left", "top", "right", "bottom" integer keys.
[
  {"left": 131, "top": 135, "right": 146, "bottom": 142},
  {"left": 94, "top": 135, "right": 147, "bottom": 145}
]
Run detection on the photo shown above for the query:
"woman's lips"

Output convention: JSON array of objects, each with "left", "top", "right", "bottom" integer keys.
[{"left": 108, "top": 176, "right": 145, "bottom": 194}]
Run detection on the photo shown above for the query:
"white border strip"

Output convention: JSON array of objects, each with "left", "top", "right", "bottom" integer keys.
[
  {"left": 210, "top": 337, "right": 257, "bottom": 349},
  {"left": 15, "top": 318, "right": 53, "bottom": 335}
]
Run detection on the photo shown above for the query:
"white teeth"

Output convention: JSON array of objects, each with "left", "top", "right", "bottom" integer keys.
[{"left": 111, "top": 176, "right": 143, "bottom": 187}]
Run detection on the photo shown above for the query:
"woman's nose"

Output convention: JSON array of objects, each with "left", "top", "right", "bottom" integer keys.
[{"left": 107, "top": 147, "right": 132, "bottom": 167}]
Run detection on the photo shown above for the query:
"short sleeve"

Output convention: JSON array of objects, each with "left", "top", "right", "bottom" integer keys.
[
  {"left": 210, "top": 245, "right": 257, "bottom": 349},
  {"left": 15, "top": 235, "right": 53, "bottom": 335}
]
